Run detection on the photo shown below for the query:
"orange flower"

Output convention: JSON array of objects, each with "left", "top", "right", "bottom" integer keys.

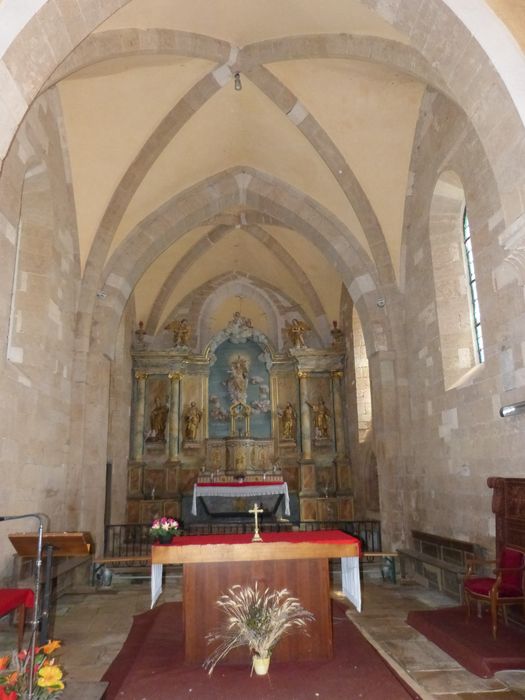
[
  {"left": 6, "top": 672, "right": 18, "bottom": 684},
  {"left": 0, "top": 656, "right": 9, "bottom": 670},
  {"left": 41, "top": 640, "right": 61, "bottom": 655}
]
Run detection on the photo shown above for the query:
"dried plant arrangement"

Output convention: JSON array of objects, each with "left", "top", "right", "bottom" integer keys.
[{"left": 204, "top": 583, "right": 315, "bottom": 676}]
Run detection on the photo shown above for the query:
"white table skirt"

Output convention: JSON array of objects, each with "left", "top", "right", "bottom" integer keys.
[
  {"left": 341, "top": 556, "right": 361, "bottom": 612},
  {"left": 151, "top": 556, "right": 361, "bottom": 612},
  {"left": 191, "top": 482, "right": 290, "bottom": 516}
]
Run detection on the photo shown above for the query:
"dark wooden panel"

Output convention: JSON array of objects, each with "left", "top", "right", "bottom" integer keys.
[{"left": 183, "top": 558, "right": 332, "bottom": 664}]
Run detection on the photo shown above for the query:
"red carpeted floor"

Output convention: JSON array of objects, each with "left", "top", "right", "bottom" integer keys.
[
  {"left": 101, "top": 602, "right": 420, "bottom": 699},
  {"left": 407, "top": 606, "right": 525, "bottom": 678}
]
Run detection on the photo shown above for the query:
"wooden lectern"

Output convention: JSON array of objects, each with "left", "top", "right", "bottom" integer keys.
[{"left": 9, "top": 532, "right": 93, "bottom": 644}]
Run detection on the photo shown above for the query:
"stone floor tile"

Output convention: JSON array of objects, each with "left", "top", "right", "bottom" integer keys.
[
  {"left": 435, "top": 692, "right": 525, "bottom": 699},
  {"left": 411, "top": 669, "right": 509, "bottom": 693}
]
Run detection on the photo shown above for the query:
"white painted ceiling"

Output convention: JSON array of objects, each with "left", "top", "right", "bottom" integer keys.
[{"left": 47, "top": 0, "right": 524, "bottom": 347}]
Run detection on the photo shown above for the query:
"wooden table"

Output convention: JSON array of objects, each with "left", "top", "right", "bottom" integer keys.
[{"left": 152, "top": 530, "right": 360, "bottom": 664}]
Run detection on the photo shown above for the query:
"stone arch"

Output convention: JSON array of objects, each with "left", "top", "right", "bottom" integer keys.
[
  {"left": 145, "top": 221, "right": 328, "bottom": 341},
  {"left": 184, "top": 273, "right": 321, "bottom": 352},
  {"left": 361, "top": 0, "right": 525, "bottom": 212},
  {"left": 93, "top": 167, "right": 387, "bottom": 359},
  {"left": 401, "top": 87, "right": 507, "bottom": 377}
]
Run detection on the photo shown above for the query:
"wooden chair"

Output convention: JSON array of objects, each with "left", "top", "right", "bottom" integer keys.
[{"left": 463, "top": 546, "right": 525, "bottom": 639}]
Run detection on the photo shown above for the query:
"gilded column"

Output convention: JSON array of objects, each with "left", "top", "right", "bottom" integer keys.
[
  {"left": 298, "top": 371, "right": 312, "bottom": 460},
  {"left": 298, "top": 370, "right": 316, "bottom": 503},
  {"left": 168, "top": 372, "right": 182, "bottom": 462},
  {"left": 331, "top": 370, "right": 346, "bottom": 457},
  {"left": 331, "top": 369, "right": 352, "bottom": 495},
  {"left": 132, "top": 371, "right": 148, "bottom": 461}
]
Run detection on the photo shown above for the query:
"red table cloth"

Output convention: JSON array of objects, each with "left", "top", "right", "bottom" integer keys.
[{"left": 0, "top": 589, "right": 34, "bottom": 617}]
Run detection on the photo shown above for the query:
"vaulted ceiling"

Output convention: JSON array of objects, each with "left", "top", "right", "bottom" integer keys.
[{"left": 38, "top": 0, "right": 525, "bottom": 351}]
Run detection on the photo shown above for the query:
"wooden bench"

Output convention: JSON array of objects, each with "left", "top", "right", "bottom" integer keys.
[
  {"left": 361, "top": 552, "right": 399, "bottom": 583},
  {"left": 92, "top": 556, "right": 152, "bottom": 585},
  {"left": 398, "top": 530, "right": 484, "bottom": 600}
]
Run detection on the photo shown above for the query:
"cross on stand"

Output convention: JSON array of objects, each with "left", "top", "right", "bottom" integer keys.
[{"left": 249, "top": 503, "right": 263, "bottom": 542}]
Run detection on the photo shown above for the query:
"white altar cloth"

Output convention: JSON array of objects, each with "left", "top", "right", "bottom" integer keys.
[
  {"left": 191, "top": 481, "right": 290, "bottom": 516},
  {"left": 151, "top": 555, "right": 361, "bottom": 612}
]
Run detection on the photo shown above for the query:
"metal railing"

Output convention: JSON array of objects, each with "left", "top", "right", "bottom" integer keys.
[{"left": 102, "top": 520, "right": 382, "bottom": 560}]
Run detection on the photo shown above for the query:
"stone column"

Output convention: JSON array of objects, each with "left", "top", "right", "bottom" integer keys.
[
  {"left": 168, "top": 372, "right": 182, "bottom": 462},
  {"left": 132, "top": 371, "right": 148, "bottom": 461}
]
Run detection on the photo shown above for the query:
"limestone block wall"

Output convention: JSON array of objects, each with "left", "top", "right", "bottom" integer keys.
[
  {"left": 399, "top": 89, "right": 525, "bottom": 553},
  {"left": 0, "top": 94, "right": 81, "bottom": 582}
]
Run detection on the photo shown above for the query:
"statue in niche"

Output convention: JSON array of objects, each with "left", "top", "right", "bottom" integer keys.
[
  {"left": 331, "top": 320, "right": 344, "bottom": 346},
  {"left": 165, "top": 318, "right": 191, "bottom": 347},
  {"left": 279, "top": 402, "right": 297, "bottom": 441},
  {"left": 226, "top": 354, "right": 249, "bottom": 403},
  {"left": 184, "top": 401, "right": 202, "bottom": 441},
  {"left": 284, "top": 318, "right": 310, "bottom": 349},
  {"left": 307, "top": 397, "right": 330, "bottom": 439},
  {"left": 148, "top": 396, "right": 169, "bottom": 442}
]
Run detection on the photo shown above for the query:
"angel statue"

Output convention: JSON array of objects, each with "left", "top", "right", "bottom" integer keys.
[
  {"left": 165, "top": 318, "right": 191, "bottom": 348},
  {"left": 284, "top": 318, "right": 310, "bottom": 349}
]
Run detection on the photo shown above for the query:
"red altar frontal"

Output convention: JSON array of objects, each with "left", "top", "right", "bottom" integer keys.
[{"left": 151, "top": 530, "right": 361, "bottom": 664}]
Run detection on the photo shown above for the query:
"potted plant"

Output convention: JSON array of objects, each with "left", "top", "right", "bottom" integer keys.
[
  {"left": 204, "top": 583, "right": 314, "bottom": 676},
  {"left": 149, "top": 516, "right": 182, "bottom": 544},
  {"left": 0, "top": 639, "right": 64, "bottom": 699}
]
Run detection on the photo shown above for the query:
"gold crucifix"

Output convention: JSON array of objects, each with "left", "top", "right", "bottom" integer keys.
[{"left": 249, "top": 503, "right": 263, "bottom": 542}]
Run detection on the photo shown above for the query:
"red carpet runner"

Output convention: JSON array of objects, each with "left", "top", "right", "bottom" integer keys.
[
  {"left": 407, "top": 606, "right": 525, "bottom": 677},
  {"left": 102, "top": 602, "right": 420, "bottom": 699}
]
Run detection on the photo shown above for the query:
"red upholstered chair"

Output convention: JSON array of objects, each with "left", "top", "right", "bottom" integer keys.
[
  {"left": 463, "top": 546, "right": 525, "bottom": 639},
  {"left": 0, "top": 589, "right": 34, "bottom": 650}
]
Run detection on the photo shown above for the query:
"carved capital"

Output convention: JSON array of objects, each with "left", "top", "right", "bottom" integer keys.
[
  {"left": 134, "top": 371, "right": 148, "bottom": 381},
  {"left": 168, "top": 372, "right": 182, "bottom": 382},
  {"left": 331, "top": 370, "right": 343, "bottom": 379},
  {"left": 297, "top": 370, "right": 309, "bottom": 379}
]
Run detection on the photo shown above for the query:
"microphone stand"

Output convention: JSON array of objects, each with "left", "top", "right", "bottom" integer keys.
[{"left": 0, "top": 513, "right": 49, "bottom": 700}]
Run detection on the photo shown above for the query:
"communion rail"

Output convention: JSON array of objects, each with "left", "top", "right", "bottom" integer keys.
[{"left": 102, "top": 519, "right": 382, "bottom": 559}]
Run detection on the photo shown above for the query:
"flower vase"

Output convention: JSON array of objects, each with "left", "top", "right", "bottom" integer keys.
[
  {"left": 252, "top": 655, "right": 270, "bottom": 676},
  {"left": 156, "top": 533, "right": 173, "bottom": 544}
]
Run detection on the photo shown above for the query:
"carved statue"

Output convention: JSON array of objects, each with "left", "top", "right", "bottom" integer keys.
[
  {"left": 149, "top": 397, "right": 169, "bottom": 442},
  {"left": 184, "top": 401, "right": 202, "bottom": 441},
  {"left": 285, "top": 318, "right": 310, "bottom": 349},
  {"left": 307, "top": 397, "right": 330, "bottom": 439},
  {"left": 226, "top": 354, "right": 249, "bottom": 403},
  {"left": 331, "top": 320, "right": 344, "bottom": 346},
  {"left": 165, "top": 318, "right": 191, "bottom": 347},
  {"left": 279, "top": 402, "right": 296, "bottom": 441},
  {"left": 134, "top": 320, "right": 146, "bottom": 346}
]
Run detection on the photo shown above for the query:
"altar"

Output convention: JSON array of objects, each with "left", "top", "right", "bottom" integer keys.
[{"left": 151, "top": 530, "right": 361, "bottom": 664}]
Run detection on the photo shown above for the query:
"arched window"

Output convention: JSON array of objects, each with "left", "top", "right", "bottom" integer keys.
[
  {"left": 429, "top": 172, "right": 484, "bottom": 389},
  {"left": 462, "top": 209, "right": 484, "bottom": 363}
]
